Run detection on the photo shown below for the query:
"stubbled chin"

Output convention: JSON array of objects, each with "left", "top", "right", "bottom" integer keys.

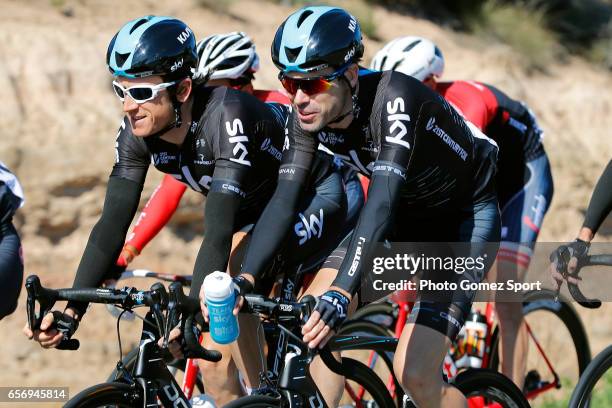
[
  {"left": 299, "top": 119, "right": 322, "bottom": 133},
  {"left": 130, "top": 118, "right": 151, "bottom": 137}
]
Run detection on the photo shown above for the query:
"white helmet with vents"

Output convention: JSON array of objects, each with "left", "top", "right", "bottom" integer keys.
[
  {"left": 370, "top": 36, "right": 444, "bottom": 81},
  {"left": 195, "top": 31, "right": 260, "bottom": 82}
]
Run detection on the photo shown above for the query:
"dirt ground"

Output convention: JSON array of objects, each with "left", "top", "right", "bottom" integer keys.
[{"left": 0, "top": 0, "right": 611, "bottom": 406}]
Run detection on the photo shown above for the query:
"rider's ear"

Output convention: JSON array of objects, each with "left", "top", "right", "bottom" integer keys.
[
  {"left": 345, "top": 64, "right": 359, "bottom": 88},
  {"left": 176, "top": 78, "right": 192, "bottom": 102}
]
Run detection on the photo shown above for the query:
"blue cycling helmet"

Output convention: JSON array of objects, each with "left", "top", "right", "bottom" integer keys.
[
  {"left": 272, "top": 6, "right": 364, "bottom": 73},
  {"left": 106, "top": 16, "right": 197, "bottom": 80}
]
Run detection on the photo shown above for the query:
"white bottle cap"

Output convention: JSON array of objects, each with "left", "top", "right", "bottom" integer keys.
[{"left": 203, "top": 271, "right": 234, "bottom": 302}]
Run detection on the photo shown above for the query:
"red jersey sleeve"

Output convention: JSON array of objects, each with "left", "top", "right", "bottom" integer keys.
[
  {"left": 124, "top": 174, "right": 187, "bottom": 253},
  {"left": 435, "top": 80, "right": 498, "bottom": 131}
]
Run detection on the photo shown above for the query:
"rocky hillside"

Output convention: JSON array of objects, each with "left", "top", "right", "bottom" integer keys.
[{"left": 0, "top": 0, "right": 610, "bottom": 403}]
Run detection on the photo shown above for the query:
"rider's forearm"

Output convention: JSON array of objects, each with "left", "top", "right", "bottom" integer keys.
[
  {"left": 583, "top": 160, "right": 612, "bottom": 236},
  {"left": 68, "top": 177, "right": 142, "bottom": 315},
  {"left": 189, "top": 191, "right": 241, "bottom": 299},
  {"left": 332, "top": 171, "right": 404, "bottom": 295},
  {"left": 241, "top": 178, "right": 306, "bottom": 280}
]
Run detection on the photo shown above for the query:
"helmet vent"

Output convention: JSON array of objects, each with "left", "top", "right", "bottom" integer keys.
[
  {"left": 129, "top": 18, "right": 149, "bottom": 35},
  {"left": 297, "top": 10, "right": 314, "bottom": 28},
  {"left": 402, "top": 39, "right": 422, "bottom": 52},
  {"left": 115, "top": 51, "right": 130, "bottom": 68},
  {"left": 284, "top": 46, "right": 302, "bottom": 63}
]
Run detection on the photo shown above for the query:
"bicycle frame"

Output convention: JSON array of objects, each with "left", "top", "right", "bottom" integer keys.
[
  {"left": 356, "top": 293, "right": 568, "bottom": 402},
  {"left": 131, "top": 328, "right": 192, "bottom": 407}
]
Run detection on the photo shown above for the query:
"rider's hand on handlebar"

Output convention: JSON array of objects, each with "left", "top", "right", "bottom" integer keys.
[
  {"left": 22, "top": 308, "right": 79, "bottom": 349},
  {"left": 199, "top": 273, "right": 254, "bottom": 322},
  {"left": 302, "top": 289, "right": 351, "bottom": 349},
  {"left": 159, "top": 327, "right": 184, "bottom": 359},
  {"left": 549, "top": 239, "right": 590, "bottom": 290}
]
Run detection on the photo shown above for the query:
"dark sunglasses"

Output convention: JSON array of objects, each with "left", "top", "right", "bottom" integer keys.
[
  {"left": 112, "top": 80, "right": 177, "bottom": 104},
  {"left": 278, "top": 66, "right": 348, "bottom": 96}
]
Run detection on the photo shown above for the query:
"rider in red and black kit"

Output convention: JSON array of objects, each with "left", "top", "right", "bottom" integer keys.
[{"left": 371, "top": 35, "right": 554, "bottom": 388}]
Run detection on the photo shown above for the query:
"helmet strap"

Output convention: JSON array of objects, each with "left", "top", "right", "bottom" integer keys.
[
  {"left": 146, "top": 87, "right": 184, "bottom": 139},
  {"left": 327, "top": 75, "right": 358, "bottom": 126}
]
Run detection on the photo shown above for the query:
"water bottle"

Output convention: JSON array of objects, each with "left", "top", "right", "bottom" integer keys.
[
  {"left": 463, "top": 312, "right": 488, "bottom": 368},
  {"left": 204, "top": 271, "right": 239, "bottom": 344},
  {"left": 451, "top": 312, "right": 488, "bottom": 369}
]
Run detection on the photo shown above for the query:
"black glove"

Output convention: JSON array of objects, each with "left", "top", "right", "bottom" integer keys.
[
  {"left": 232, "top": 275, "right": 254, "bottom": 298},
  {"left": 314, "top": 290, "right": 350, "bottom": 331},
  {"left": 52, "top": 311, "right": 79, "bottom": 341},
  {"left": 550, "top": 239, "right": 590, "bottom": 275}
]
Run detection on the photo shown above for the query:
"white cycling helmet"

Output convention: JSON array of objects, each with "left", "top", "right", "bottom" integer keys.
[
  {"left": 194, "top": 31, "right": 260, "bottom": 82},
  {"left": 370, "top": 36, "right": 444, "bottom": 81}
]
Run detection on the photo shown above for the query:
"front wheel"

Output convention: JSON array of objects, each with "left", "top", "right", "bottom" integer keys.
[
  {"left": 569, "top": 345, "right": 612, "bottom": 408},
  {"left": 488, "top": 289, "right": 590, "bottom": 402},
  {"left": 64, "top": 382, "right": 143, "bottom": 408}
]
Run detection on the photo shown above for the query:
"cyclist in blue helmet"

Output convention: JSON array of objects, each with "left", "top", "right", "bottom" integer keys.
[
  {"left": 25, "top": 15, "right": 355, "bottom": 406},
  {"left": 234, "top": 6, "right": 501, "bottom": 407}
]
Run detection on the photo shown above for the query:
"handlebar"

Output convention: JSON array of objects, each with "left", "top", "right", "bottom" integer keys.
[
  {"left": 25, "top": 276, "right": 219, "bottom": 362},
  {"left": 551, "top": 253, "right": 612, "bottom": 308},
  {"left": 25, "top": 275, "right": 168, "bottom": 350}
]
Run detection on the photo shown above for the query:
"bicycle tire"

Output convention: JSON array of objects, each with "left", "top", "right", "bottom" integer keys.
[
  {"left": 107, "top": 346, "right": 205, "bottom": 394},
  {"left": 569, "top": 344, "right": 612, "bottom": 408},
  {"left": 223, "top": 356, "right": 394, "bottom": 408},
  {"left": 489, "top": 289, "right": 591, "bottom": 395},
  {"left": 64, "top": 382, "right": 143, "bottom": 408},
  {"left": 350, "top": 301, "right": 396, "bottom": 329},
  {"left": 337, "top": 319, "right": 403, "bottom": 406},
  {"left": 341, "top": 355, "right": 397, "bottom": 407},
  {"left": 224, "top": 395, "right": 281, "bottom": 407},
  {"left": 454, "top": 368, "right": 530, "bottom": 408}
]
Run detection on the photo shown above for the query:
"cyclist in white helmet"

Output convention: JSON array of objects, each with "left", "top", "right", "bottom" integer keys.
[
  {"left": 372, "top": 36, "right": 554, "bottom": 390},
  {"left": 370, "top": 35, "right": 444, "bottom": 84},
  {"left": 194, "top": 31, "right": 289, "bottom": 103}
]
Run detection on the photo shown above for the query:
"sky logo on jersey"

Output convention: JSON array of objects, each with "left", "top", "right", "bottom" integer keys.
[
  {"left": 226, "top": 119, "right": 251, "bottom": 166},
  {"left": 425, "top": 117, "right": 468, "bottom": 161},
  {"left": 114, "top": 119, "right": 126, "bottom": 164},
  {"left": 385, "top": 97, "right": 411, "bottom": 149},
  {"left": 294, "top": 209, "right": 324, "bottom": 245}
]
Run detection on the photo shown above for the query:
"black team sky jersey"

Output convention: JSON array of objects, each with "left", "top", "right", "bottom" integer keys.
[
  {"left": 242, "top": 70, "right": 499, "bottom": 294},
  {"left": 70, "top": 85, "right": 333, "bottom": 311}
]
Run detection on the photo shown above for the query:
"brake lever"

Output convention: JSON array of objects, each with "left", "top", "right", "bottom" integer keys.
[{"left": 25, "top": 275, "right": 57, "bottom": 331}]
